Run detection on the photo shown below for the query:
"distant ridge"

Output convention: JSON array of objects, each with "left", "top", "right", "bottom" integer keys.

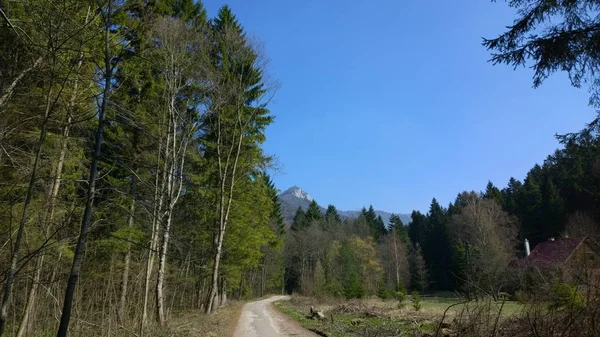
[{"left": 277, "top": 186, "right": 410, "bottom": 226}]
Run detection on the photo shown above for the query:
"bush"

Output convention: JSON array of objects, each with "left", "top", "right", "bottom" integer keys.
[
  {"left": 377, "top": 286, "right": 390, "bottom": 300},
  {"left": 411, "top": 291, "right": 422, "bottom": 311},
  {"left": 549, "top": 283, "right": 584, "bottom": 310},
  {"left": 394, "top": 290, "right": 406, "bottom": 308},
  {"left": 326, "top": 280, "right": 344, "bottom": 298}
]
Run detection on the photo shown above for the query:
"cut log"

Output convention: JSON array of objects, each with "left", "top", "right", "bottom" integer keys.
[{"left": 309, "top": 306, "right": 326, "bottom": 320}]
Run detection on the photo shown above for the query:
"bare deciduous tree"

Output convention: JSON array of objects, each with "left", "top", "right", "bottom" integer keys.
[
  {"left": 565, "top": 211, "right": 599, "bottom": 239},
  {"left": 449, "top": 192, "right": 518, "bottom": 300},
  {"left": 150, "top": 16, "right": 199, "bottom": 326}
]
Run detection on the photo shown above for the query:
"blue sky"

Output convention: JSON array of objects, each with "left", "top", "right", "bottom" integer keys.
[{"left": 205, "top": 0, "right": 597, "bottom": 214}]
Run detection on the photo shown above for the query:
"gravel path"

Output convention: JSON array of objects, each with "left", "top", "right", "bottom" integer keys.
[{"left": 233, "top": 296, "right": 318, "bottom": 337}]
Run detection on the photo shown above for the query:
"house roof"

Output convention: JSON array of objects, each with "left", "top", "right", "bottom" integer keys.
[{"left": 525, "top": 237, "right": 586, "bottom": 268}]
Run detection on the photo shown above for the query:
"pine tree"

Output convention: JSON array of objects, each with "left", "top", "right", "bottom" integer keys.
[
  {"left": 374, "top": 215, "right": 387, "bottom": 240},
  {"left": 408, "top": 211, "right": 428, "bottom": 247},
  {"left": 484, "top": 181, "right": 503, "bottom": 206},
  {"left": 339, "top": 241, "right": 364, "bottom": 299},
  {"left": 323, "top": 204, "right": 342, "bottom": 231},
  {"left": 425, "top": 198, "right": 452, "bottom": 290},
  {"left": 324, "top": 204, "right": 342, "bottom": 223},
  {"left": 389, "top": 214, "right": 409, "bottom": 245},
  {"left": 361, "top": 205, "right": 386, "bottom": 240},
  {"left": 263, "top": 174, "right": 285, "bottom": 236},
  {"left": 522, "top": 174, "right": 544, "bottom": 243},
  {"left": 365, "top": 205, "right": 377, "bottom": 224},
  {"left": 502, "top": 177, "right": 524, "bottom": 217},
  {"left": 292, "top": 207, "right": 309, "bottom": 231},
  {"left": 484, "top": 0, "right": 600, "bottom": 109},
  {"left": 305, "top": 200, "right": 322, "bottom": 224},
  {"left": 410, "top": 244, "right": 428, "bottom": 292},
  {"left": 542, "top": 178, "right": 566, "bottom": 237}
]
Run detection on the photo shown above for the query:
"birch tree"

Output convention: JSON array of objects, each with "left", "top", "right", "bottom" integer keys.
[
  {"left": 151, "top": 16, "right": 201, "bottom": 326},
  {"left": 202, "top": 5, "right": 274, "bottom": 314}
]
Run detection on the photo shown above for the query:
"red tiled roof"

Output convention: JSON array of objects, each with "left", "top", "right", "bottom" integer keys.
[{"left": 525, "top": 237, "right": 585, "bottom": 268}]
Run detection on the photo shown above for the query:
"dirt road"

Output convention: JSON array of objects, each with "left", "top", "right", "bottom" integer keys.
[{"left": 233, "top": 296, "right": 318, "bottom": 337}]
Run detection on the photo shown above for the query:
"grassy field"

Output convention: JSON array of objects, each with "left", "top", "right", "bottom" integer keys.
[{"left": 274, "top": 295, "right": 523, "bottom": 337}]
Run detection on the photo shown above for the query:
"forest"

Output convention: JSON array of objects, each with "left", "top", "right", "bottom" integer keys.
[
  {"left": 2, "top": 0, "right": 600, "bottom": 336},
  {"left": 285, "top": 125, "right": 600, "bottom": 299},
  {"left": 0, "top": 0, "right": 285, "bottom": 336}
]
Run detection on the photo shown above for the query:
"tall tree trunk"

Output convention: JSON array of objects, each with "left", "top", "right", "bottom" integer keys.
[
  {"left": 119, "top": 174, "right": 136, "bottom": 323},
  {"left": 238, "top": 270, "right": 244, "bottom": 301},
  {"left": 261, "top": 265, "right": 265, "bottom": 298},
  {"left": 17, "top": 116, "right": 71, "bottom": 337},
  {"left": 56, "top": 2, "right": 112, "bottom": 335},
  {"left": 155, "top": 210, "right": 173, "bottom": 327},
  {"left": 392, "top": 233, "right": 401, "bottom": 290},
  {"left": 16, "top": 9, "right": 89, "bottom": 327},
  {"left": 206, "top": 227, "right": 224, "bottom": 314},
  {"left": 0, "top": 57, "right": 43, "bottom": 109},
  {"left": 0, "top": 83, "right": 54, "bottom": 336},
  {"left": 141, "top": 139, "right": 166, "bottom": 334},
  {"left": 154, "top": 114, "right": 174, "bottom": 327},
  {"left": 15, "top": 255, "right": 44, "bottom": 337},
  {"left": 219, "top": 278, "right": 227, "bottom": 307},
  {"left": 205, "top": 119, "right": 245, "bottom": 314},
  {"left": 154, "top": 59, "right": 190, "bottom": 324}
]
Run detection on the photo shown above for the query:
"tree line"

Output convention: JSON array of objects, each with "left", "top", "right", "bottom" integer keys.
[
  {"left": 0, "top": 0, "right": 284, "bottom": 336},
  {"left": 285, "top": 124, "right": 600, "bottom": 300}
]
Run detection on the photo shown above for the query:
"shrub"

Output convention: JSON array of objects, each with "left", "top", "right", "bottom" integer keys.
[
  {"left": 411, "top": 291, "right": 422, "bottom": 311},
  {"left": 549, "top": 283, "right": 584, "bottom": 310},
  {"left": 326, "top": 280, "right": 344, "bottom": 298},
  {"left": 394, "top": 290, "right": 406, "bottom": 308},
  {"left": 377, "top": 286, "right": 389, "bottom": 300}
]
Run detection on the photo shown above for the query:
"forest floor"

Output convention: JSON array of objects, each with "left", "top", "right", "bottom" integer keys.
[
  {"left": 165, "top": 301, "right": 244, "bottom": 337},
  {"left": 274, "top": 295, "right": 523, "bottom": 337}
]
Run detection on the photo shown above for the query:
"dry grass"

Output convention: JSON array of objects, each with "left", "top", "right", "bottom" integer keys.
[
  {"left": 275, "top": 296, "right": 436, "bottom": 337},
  {"left": 275, "top": 295, "right": 524, "bottom": 337},
  {"left": 159, "top": 301, "right": 244, "bottom": 337}
]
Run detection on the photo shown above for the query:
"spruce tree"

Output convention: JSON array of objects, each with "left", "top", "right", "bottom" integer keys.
[
  {"left": 483, "top": 181, "right": 503, "bottom": 206},
  {"left": 410, "top": 244, "right": 428, "bottom": 293},
  {"left": 339, "top": 241, "right": 364, "bottom": 299},
  {"left": 374, "top": 215, "right": 387, "bottom": 240},
  {"left": 263, "top": 174, "right": 285, "bottom": 236},
  {"left": 324, "top": 204, "right": 342, "bottom": 223},
  {"left": 502, "top": 177, "right": 524, "bottom": 217},
  {"left": 291, "top": 207, "right": 308, "bottom": 231},
  {"left": 389, "top": 214, "right": 409, "bottom": 245},
  {"left": 305, "top": 200, "right": 322, "bottom": 224},
  {"left": 425, "top": 198, "right": 452, "bottom": 290},
  {"left": 323, "top": 204, "right": 342, "bottom": 231},
  {"left": 542, "top": 178, "right": 567, "bottom": 237},
  {"left": 408, "top": 210, "right": 428, "bottom": 247},
  {"left": 365, "top": 205, "right": 377, "bottom": 225},
  {"left": 484, "top": 0, "right": 600, "bottom": 109}
]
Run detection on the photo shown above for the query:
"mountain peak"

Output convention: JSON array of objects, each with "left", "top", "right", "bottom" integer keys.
[
  {"left": 278, "top": 185, "right": 411, "bottom": 226},
  {"left": 281, "top": 186, "right": 313, "bottom": 202}
]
